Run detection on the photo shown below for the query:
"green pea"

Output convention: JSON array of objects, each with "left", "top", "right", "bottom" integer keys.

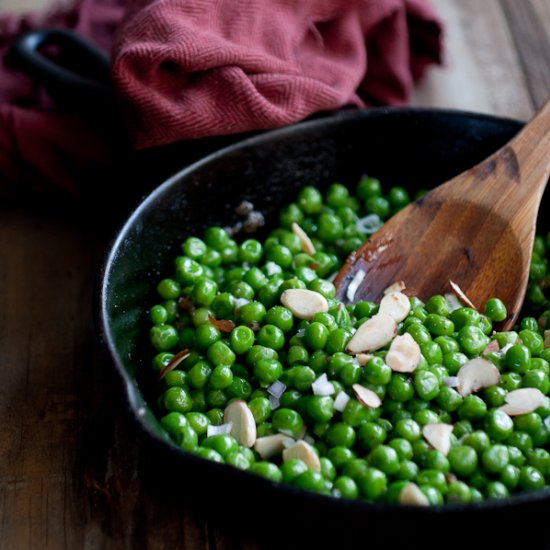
[
  {"left": 210, "top": 365, "right": 233, "bottom": 390},
  {"left": 163, "top": 386, "right": 193, "bottom": 414},
  {"left": 333, "top": 476, "right": 359, "bottom": 499},
  {"left": 424, "top": 313, "right": 455, "bottom": 337},
  {"left": 416, "top": 469, "right": 448, "bottom": 495},
  {"left": 450, "top": 307, "right": 480, "bottom": 330},
  {"left": 420, "top": 341, "right": 443, "bottom": 365},
  {"left": 425, "top": 295, "right": 450, "bottom": 316},
  {"left": 368, "top": 445, "right": 400, "bottom": 475},
  {"left": 356, "top": 468, "right": 387, "bottom": 500},
  {"left": 187, "top": 361, "right": 213, "bottom": 390},
  {"left": 388, "top": 374, "right": 415, "bottom": 402},
  {"left": 363, "top": 357, "right": 392, "bottom": 385},
  {"left": 327, "top": 446, "right": 356, "bottom": 469},
  {"left": 435, "top": 386, "right": 462, "bottom": 412},
  {"left": 164, "top": 370, "right": 187, "bottom": 388},
  {"left": 443, "top": 352, "right": 468, "bottom": 375},
  {"left": 519, "top": 465, "right": 545, "bottom": 491},
  {"left": 484, "top": 408, "right": 514, "bottom": 441},
  {"left": 225, "top": 377, "right": 252, "bottom": 400},
  {"left": 406, "top": 323, "right": 432, "bottom": 345},
  {"left": 195, "top": 446, "right": 224, "bottom": 463},
  {"left": 447, "top": 480, "right": 472, "bottom": 503},
  {"left": 237, "top": 301, "right": 266, "bottom": 325},
  {"left": 484, "top": 298, "right": 507, "bottom": 322},
  {"left": 414, "top": 370, "right": 440, "bottom": 401},
  {"left": 482, "top": 386, "right": 507, "bottom": 408},
  {"left": 174, "top": 256, "right": 205, "bottom": 286},
  {"left": 185, "top": 412, "right": 210, "bottom": 436},
  {"left": 448, "top": 445, "right": 478, "bottom": 477},
  {"left": 326, "top": 328, "right": 352, "bottom": 354},
  {"left": 394, "top": 460, "right": 419, "bottom": 481},
  {"left": 229, "top": 326, "right": 255, "bottom": 355},
  {"left": 507, "top": 431, "right": 533, "bottom": 454},
  {"left": 195, "top": 323, "right": 221, "bottom": 349},
  {"left": 500, "top": 372, "right": 522, "bottom": 391},
  {"left": 272, "top": 408, "right": 304, "bottom": 438},
  {"left": 458, "top": 395, "right": 487, "bottom": 421},
  {"left": 250, "top": 461, "right": 283, "bottom": 482},
  {"left": 150, "top": 304, "right": 168, "bottom": 325},
  {"left": 150, "top": 324, "right": 179, "bottom": 351},
  {"left": 458, "top": 326, "right": 488, "bottom": 356},
  {"left": 293, "top": 366, "right": 316, "bottom": 392},
  {"left": 207, "top": 341, "right": 235, "bottom": 366},
  {"left": 519, "top": 329, "right": 544, "bottom": 356},
  {"left": 513, "top": 412, "right": 543, "bottom": 436},
  {"left": 505, "top": 345, "right": 531, "bottom": 374},
  {"left": 293, "top": 470, "right": 326, "bottom": 492},
  {"left": 325, "top": 422, "right": 356, "bottom": 448},
  {"left": 254, "top": 358, "right": 283, "bottom": 385},
  {"left": 434, "top": 335, "right": 460, "bottom": 355},
  {"left": 482, "top": 445, "right": 509, "bottom": 474}
]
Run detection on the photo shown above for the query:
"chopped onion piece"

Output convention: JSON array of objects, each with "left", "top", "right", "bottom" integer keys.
[
  {"left": 346, "top": 269, "right": 365, "bottom": 303},
  {"left": 444, "top": 293, "right": 462, "bottom": 312},
  {"left": 500, "top": 343, "right": 513, "bottom": 355},
  {"left": 234, "top": 297, "right": 251, "bottom": 309},
  {"left": 444, "top": 376, "right": 459, "bottom": 388},
  {"left": 333, "top": 391, "right": 351, "bottom": 412},
  {"left": 356, "top": 213, "right": 383, "bottom": 235},
  {"left": 265, "top": 261, "right": 280, "bottom": 276},
  {"left": 269, "top": 394, "right": 280, "bottom": 410},
  {"left": 327, "top": 271, "right": 338, "bottom": 283},
  {"left": 207, "top": 422, "right": 233, "bottom": 437},
  {"left": 312, "top": 373, "right": 336, "bottom": 396},
  {"left": 267, "top": 380, "right": 286, "bottom": 399}
]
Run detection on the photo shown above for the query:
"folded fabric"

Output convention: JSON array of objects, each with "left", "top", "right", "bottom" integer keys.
[
  {"left": 0, "top": 0, "right": 442, "bottom": 197},
  {"left": 112, "top": 0, "right": 443, "bottom": 149}
]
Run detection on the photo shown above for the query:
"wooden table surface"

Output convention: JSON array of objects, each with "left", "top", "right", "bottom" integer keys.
[{"left": 2, "top": 1, "right": 550, "bottom": 548}]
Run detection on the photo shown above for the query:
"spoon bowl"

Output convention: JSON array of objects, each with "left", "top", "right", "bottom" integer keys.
[{"left": 334, "top": 99, "right": 550, "bottom": 329}]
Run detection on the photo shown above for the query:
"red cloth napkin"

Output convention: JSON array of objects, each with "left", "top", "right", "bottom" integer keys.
[{"left": 0, "top": 0, "right": 443, "bottom": 196}]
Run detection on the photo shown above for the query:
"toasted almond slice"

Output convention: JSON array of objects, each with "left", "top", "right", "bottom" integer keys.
[
  {"left": 280, "top": 289, "right": 329, "bottom": 320},
  {"left": 379, "top": 291, "right": 411, "bottom": 323},
  {"left": 482, "top": 339, "right": 500, "bottom": 356},
  {"left": 499, "top": 388, "right": 546, "bottom": 416},
  {"left": 352, "top": 384, "right": 381, "bottom": 408},
  {"left": 385, "top": 333, "right": 421, "bottom": 373},
  {"left": 456, "top": 357, "right": 500, "bottom": 397},
  {"left": 254, "top": 434, "right": 295, "bottom": 459},
  {"left": 384, "top": 281, "right": 406, "bottom": 295},
  {"left": 291, "top": 222, "right": 316, "bottom": 255},
  {"left": 422, "top": 423, "right": 454, "bottom": 456},
  {"left": 449, "top": 280, "right": 477, "bottom": 310},
  {"left": 544, "top": 330, "right": 550, "bottom": 348},
  {"left": 223, "top": 400, "right": 257, "bottom": 447},
  {"left": 282, "top": 440, "right": 321, "bottom": 472},
  {"left": 346, "top": 312, "right": 397, "bottom": 354},
  {"left": 400, "top": 483, "right": 430, "bottom": 506},
  {"left": 355, "top": 353, "right": 373, "bottom": 366},
  {"left": 158, "top": 348, "right": 190, "bottom": 380}
]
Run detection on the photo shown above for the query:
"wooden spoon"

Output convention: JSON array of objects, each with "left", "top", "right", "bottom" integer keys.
[{"left": 334, "top": 99, "right": 550, "bottom": 330}]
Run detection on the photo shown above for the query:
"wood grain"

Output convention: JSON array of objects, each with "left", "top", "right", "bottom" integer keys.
[{"left": 1, "top": 1, "right": 549, "bottom": 548}]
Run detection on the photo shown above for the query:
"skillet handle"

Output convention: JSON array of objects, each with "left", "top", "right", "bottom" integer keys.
[{"left": 8, "top": 28, "right": 117, "bottom": 113}]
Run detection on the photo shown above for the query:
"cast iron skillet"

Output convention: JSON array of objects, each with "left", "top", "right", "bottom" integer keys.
[
  {"left": 99, "top": 109, "right": 550, "bottom": 548},
  {"left": 11, "top": 28, "right": 550, "bottom": 550}
]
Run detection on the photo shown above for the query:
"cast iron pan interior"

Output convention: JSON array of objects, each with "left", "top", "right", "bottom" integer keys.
[{"left": 99, "top": 108, "right": 550, "bottom": 548}]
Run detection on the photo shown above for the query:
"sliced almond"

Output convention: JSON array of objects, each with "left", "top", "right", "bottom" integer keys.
[
  {"left": 282, "top": 440, "right": 321, "bottom": 472},
  {"left": 291, "top": 222, "right": 316, "bottom": 255},
  {"left": 385, "top": 333, "right": 421, "bottom": 373},
  {"left": 158, "top": 349, "right": 190, "bottom": 380},
  {"left": 223, "top": 400, "right": 257, "bottom": 448},
  {"left": 352, "top": 384, "right": 381, "bottom": 408},
  {"left": 449, "top": 280, "right": 477, "bottom": 310},
  {"left": 379, "top": 291, "right": 411, "bottom": 323},
  {"left": 254, "top": 434, "right": 295, "bottom": 459},
  {"left": 399, "top": 483, "right": 430, "bottom": 506},
  {"left": 355, "top": 353, "right": 373, "bottom": 366},
  {"left": 346, "top": 312, "right": 397, "bottom": 354},
  {"left": 544, "top": 330, "right": 550, "bottom": 348},
  {"left": 280, "top": 289, "right": 328, "bottom": 320},
  {"left": 482, "top": 339, "right": 499, "bottom": 356},
  {"left": 422, "top": 423, "right": 453, "bottom": 456},
  {"left": 499, "top": 388, "right": 546, "bottom": 416},
  {"left": 384, "top": 280, "right": 406, "bottom": 295},
  {"left": 456, "top": 357, "right": 500, "bottom": 397}
]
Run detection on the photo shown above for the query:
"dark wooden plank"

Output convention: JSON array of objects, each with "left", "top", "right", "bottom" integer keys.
[
  {"left": 412, "top": 0, "right": 533, "bottom": 119},
  {"left": 500, "top": 0, "right": 550, "bottom": 108},
  {"left": 0, "top": 204, "right": 216, "bottom": 549}
]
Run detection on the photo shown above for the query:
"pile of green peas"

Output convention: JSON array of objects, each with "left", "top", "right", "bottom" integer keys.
[{"left": 147, "top": 175, "right": 550, "bottom": 505}]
